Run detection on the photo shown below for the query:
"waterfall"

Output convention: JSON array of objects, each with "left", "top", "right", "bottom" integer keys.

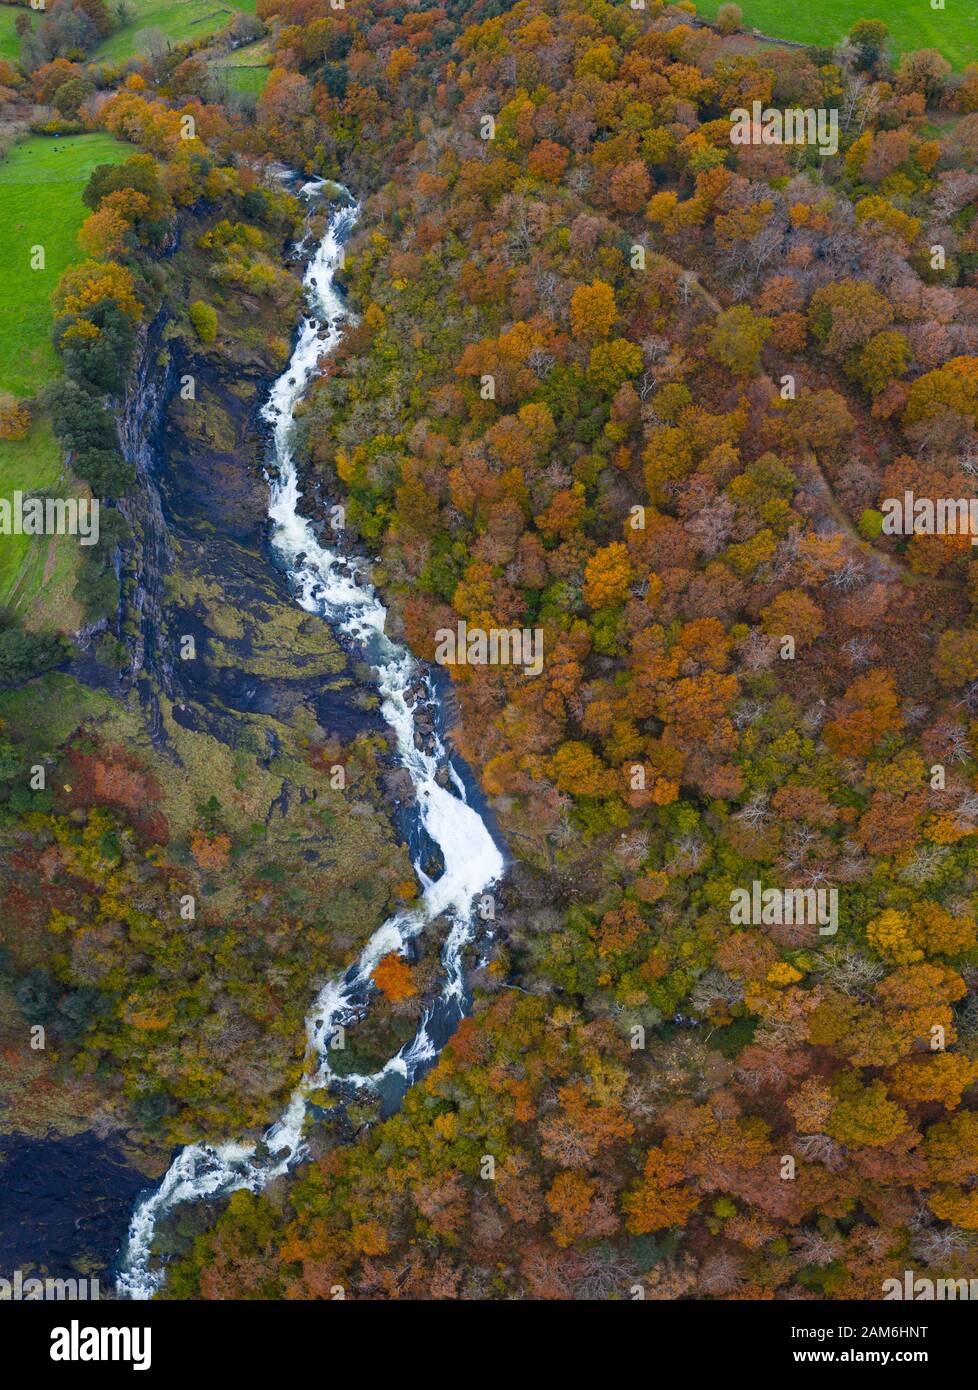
[{"left": 115, "top": 186, "right": 505, "bottom": 1300}]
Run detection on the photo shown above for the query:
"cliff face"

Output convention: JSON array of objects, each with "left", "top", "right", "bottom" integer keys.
[
  {"left": 118, "top": 306, "right": 176, "bottom": 713},
  {"left": 113, "top": 220, "right": 381, "bottom": 755}
]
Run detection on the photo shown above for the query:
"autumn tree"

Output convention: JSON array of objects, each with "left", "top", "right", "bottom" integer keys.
[
  {"left": 570, "top": 280, "right": 617, "bottom": 341},
  {"left": 373, "top": 953, "right": 416, "bottom": 1001}
]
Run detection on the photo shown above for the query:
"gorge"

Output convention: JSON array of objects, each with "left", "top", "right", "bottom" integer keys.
[{"left": 115, "top": 185, "right": 506, "bottom": 1300}]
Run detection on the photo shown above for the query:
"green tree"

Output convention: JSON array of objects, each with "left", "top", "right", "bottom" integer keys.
[
  {"left": 849, "top": 19, "right": 888, "bottom": 71},
  {"left": 709, "top": 305, "right": 772, "bottom": 378}
]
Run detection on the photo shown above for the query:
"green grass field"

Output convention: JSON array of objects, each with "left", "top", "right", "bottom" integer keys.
[
  {"left": 218, "top": 62, "right": 268, "bottom": 96},
  {"left": 0, "top": 132, "right": 129, "bottom": 397},
  {"left": 0, "top": 412, "right": 85, "bottom": 625},
  {"left": 0, "top": 416, "right": 88, "bottom": 628},
  {"left": 0, "top": 3, "right": 32, "bottom": 62},
  {"left": 0, "top": 133, "right": 128, "bottom": 617},
  {"left": 212, "top": 37, "right": 269, "bottom": 97},
  {"left": 696, "top": 0, "right": 978, "bottom": 68},
  {"left": 93, "top": 0, "right": 257, "bottom": 63}
]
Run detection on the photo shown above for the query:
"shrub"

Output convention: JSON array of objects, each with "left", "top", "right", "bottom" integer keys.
[
  {"left": 0, "top": 629, "right": 70, "bottom": 691},
  {"left": 0, "top": 395, "right": 31, "bottom": 440},
  {"left": 189, "top": 300, "right": 218, "bottom": 344}
]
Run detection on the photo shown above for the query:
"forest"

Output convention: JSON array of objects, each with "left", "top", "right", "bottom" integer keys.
[{"left": 2, "top": 0, "right": 978, "bottom": 1306}]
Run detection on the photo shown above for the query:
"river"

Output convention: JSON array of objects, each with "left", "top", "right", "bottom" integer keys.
[{"left": 113, "top": 185, "right": 506, "bottom": 1299}]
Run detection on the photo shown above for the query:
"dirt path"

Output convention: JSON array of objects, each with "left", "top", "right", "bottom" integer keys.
[{"left": 43, "top": 536, "right": 57, "bottom": 585}]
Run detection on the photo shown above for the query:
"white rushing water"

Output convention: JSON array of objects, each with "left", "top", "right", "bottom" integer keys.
[{"left": 115, "top": 185, "right": 505, "bottom": 1299}]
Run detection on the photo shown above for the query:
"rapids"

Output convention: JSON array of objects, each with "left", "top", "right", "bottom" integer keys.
[{"left": 115, "top": 186, "right": 505, "bottom": 1299}]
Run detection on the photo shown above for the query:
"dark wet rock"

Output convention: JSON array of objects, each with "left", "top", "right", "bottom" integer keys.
[
  {"left": 266, "top": 780, "right": 291, "bottom": 824},
  {"left": 0, "top": 1133, "right": 151, "bottom": 1284},
  {"left": 382, "top": 765, "right": 415, "bottom": 803}
]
